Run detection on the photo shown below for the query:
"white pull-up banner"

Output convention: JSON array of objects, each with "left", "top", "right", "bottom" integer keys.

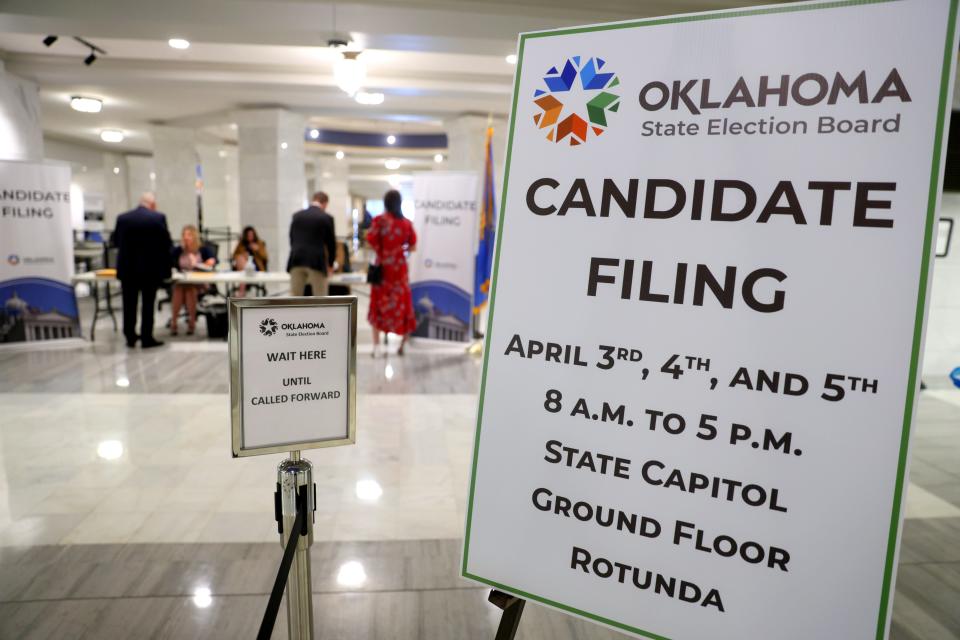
[
  {"left": 462, "top": 1, "right": 958, "bottom": 639},
  {"left": 410, "top": 171, "right": 479, "bottom": 342},
  {"left": 0, "top": 161, "right": 80, "bottom": 345}
]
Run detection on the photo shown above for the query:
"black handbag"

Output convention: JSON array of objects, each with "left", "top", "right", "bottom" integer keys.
[
  {"left": 366, "top": 263, "right": 383, "bottom": 285},
  {"left": 366, "top": 222, "right": 384, "bottom": 285}
]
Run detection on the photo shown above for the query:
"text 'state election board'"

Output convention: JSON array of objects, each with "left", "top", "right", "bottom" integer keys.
[
  {"left": 229, "top": 297, "right": 357, "bottom": 457},
  {"left": 462, "top": 2, "right": 957, "bottom": 639}
]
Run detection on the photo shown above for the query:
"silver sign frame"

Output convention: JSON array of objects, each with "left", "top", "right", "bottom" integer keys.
[{"left": 229, "top": 296, "right": 358, "bottom": 457}]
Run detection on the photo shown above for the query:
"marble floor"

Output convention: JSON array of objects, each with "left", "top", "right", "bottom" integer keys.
[{"left": 0, "top": 298, "right": 958, "bottom": 639}]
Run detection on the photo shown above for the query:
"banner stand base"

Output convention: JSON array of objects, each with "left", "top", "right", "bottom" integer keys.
[
  {"left": 466, "top": 340, "right": 484, "bottom": 356},
  {"left": 489, "top": 589, "right": 525, "bottom": 640}
]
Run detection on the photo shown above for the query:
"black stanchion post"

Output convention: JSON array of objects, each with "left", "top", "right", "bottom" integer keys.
[{"left": 489, "top": 589, "right": 526, "bottom": 640}]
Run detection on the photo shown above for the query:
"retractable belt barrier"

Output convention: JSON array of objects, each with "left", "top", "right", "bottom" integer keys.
[{"left": 257, "top": 483, "right": 313, "bottom": 640}]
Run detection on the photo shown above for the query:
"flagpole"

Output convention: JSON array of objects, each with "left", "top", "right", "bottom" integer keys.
[{"left": 469, "top": 119, "right": 497, "bottom": 356}]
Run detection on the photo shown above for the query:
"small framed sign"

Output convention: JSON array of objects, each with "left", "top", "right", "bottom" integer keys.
[{"left": 229, "top": 296, "right": 357, "bottom": 457}]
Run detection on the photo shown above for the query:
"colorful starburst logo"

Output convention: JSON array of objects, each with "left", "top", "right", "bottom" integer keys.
[{"left": 533, "top": 56, "right": 620, "bottom": 146}]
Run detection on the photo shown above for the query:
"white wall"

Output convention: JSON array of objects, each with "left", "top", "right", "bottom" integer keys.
[
  {"left": 924, "top": 191, "right": 960, "bottom": 387},
  {"left": 43, "top": 137, "right": 106, "bottom": 206},
  {"left": 0, "top": 63, "right": 42, "bottom": 162}
]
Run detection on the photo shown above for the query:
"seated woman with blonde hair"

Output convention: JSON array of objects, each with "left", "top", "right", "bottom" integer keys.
[{"left": 170, "top": 224, "right": 216, "bottom": 335}]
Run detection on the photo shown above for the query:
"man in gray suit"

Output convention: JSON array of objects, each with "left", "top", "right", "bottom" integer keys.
[{"left": 287, "top": 191, "right": 337, "bottom": 296}]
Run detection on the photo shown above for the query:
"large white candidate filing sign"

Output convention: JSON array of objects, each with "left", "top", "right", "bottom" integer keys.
[
  {"left": 462, "top": 1, "right": 958, "bottom": 639},
  {"left": 229, "top": 297, "right": 357, "bottom": 457}
]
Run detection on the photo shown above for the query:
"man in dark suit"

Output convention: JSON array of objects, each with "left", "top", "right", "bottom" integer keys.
[
  {"left": 112, "top": 192, "right": 173, "bottom": 348},
  {"left": 288, "top": 191, "right": 337, "bottom": 296}
]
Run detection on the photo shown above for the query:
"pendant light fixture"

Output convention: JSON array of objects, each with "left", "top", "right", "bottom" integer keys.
[{"left": 334, "top": 51, "right": 366, "bottom": 96}]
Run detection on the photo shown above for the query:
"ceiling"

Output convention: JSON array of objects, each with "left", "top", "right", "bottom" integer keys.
[{"left": 0, "top": 0, "right": 795, "bottom": 154}]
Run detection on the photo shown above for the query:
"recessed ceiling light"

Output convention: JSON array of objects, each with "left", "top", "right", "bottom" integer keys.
[
  {"left": 70, "top": 96, "right": 102, "bottom": 113},
  {"left": 434, "top": 154, "right": 443, "bottom": 163},
  {"left": 218, "top": 149, "right": 227, "bottom": 158},
  {"left": 384, "top": 159, "right": 401, "bottom": 170},
  {"left": 309, "top": 128, "right": 320, "bottom": 139},
  {"left": 149, "top": 172, "right": 156, "bottom": 181},
  {"left": 335, "top": 150, "right": 345, "bottom": 160},
  {"left": 355, "top": 91, "right": 384, "bottom": 105},
  {"left": 386, "top": 134, "right": 396, "bottom": 145},
  {"left": 506, "top": 54, "right": 518, "bottom": 64},
  {"left": 280, "top": 142, "right": 288, "bottom": 150},
  {"left": 168, "top": 38, "right": 190, "bottom": 50},
  {"left": 100, "top": 129, "right": 124, "bottom": 143},
  {"left": 112, "top": 166, "right": 120, "bottom": 175}
]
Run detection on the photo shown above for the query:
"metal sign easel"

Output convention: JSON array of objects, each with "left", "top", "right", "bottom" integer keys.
[{"left": 490, "top": 590, "right": 526, "bottom": 640}]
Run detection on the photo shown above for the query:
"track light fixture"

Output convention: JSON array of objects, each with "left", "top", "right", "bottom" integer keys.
[
  {"left": 73, "top": 37, "right": 106, "bottom": 67},
  {"left": 41, "top": 35, "right": 108, "bottom": 66}
]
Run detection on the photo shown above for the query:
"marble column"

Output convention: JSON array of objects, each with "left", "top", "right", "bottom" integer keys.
[
  {"left": 197, "top": 143, "right": 240, "bottom": 234},
  {"left": 0, "top": 63, "right": 43, "bottom": 162},
  {"left": 444, "top": 114, "right": 508, "bottom": 336},
  {"left": 444, "top": 115, "right": 489, "bottom": 175},
  {"left": 150, "top": 125, "right": 198, "bottom": 236},
  {"left": 444, "top": 114, "right": 508, "bottom": 190},
  {"left": 125, "top": 155, "right": 155, "bottom": 209},
  {"left": 101, "top": 153, "right": 129, "bottom": 233},
  {"left": 313, "top": 154, "right": 351, "bottom": 237},
  {"left": 235, "top": 109, "right": 307, "bottom": 270}
]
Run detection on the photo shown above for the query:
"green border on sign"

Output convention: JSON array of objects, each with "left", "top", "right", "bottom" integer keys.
[{"left": 462, "top": 0, "right": 959, "bottom": 638}]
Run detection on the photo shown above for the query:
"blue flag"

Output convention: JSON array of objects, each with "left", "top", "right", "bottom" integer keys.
[{"left": 474, "top": 127, "right": 497, "bottom": 317}]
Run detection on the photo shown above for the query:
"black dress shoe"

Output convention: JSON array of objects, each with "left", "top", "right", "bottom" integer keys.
[
  {"left": 125, "top": 335, "right": 140, "bottom": 348},
  {"left": 141, "top": 339, "right": 165, "bottom": 349}
]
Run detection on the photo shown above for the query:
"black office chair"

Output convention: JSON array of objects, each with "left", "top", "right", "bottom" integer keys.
[{"left": 329, "top": 241, "right": 353, "bottom": 296}]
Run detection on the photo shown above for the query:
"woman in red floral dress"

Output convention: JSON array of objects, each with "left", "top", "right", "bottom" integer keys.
[{"left": 367, "top": 190, "right": 418, "bottom": 356}]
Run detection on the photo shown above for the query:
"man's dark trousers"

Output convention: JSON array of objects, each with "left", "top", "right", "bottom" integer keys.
[{"left": 121, "top": 280, "right": 159, "bottom": 344}]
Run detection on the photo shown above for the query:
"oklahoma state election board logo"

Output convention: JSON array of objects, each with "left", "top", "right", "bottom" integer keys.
[
  {"left": 533, "top": 56, "right": 620, "bottom": 146},
  {"left": 259, "top": 318, "right": 278, "bottom": 336}
]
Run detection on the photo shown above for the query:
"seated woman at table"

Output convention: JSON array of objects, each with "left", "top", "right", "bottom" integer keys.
[
  {"left": 231, "top": 226, "right": 268, "bottom": 297},
  {"left": 170, "top": 224, "right": 216, "bottom": 335}
]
